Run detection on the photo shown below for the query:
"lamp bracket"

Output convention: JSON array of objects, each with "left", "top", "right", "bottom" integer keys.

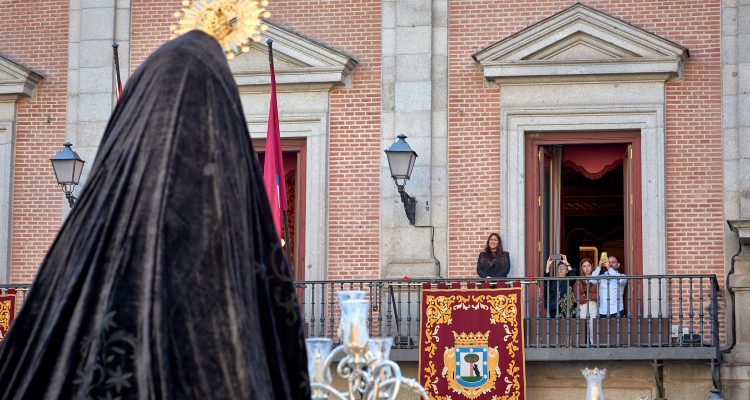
[
  {"left": 60, "top": 184, "right": 77, "bottom": 208},
  {"left": 397, "top": 184, "right": 416, "bottom": 226}
]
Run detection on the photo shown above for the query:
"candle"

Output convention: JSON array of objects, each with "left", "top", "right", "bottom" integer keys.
[
  {"left": 349, "top": 322, "right": 361, "bottom": 347},
  {"left": 313, "top": 351, "right": 324, "bottom": 383},
  {"left": 305, "top": 337, "right": 332, "bottom": 385}
]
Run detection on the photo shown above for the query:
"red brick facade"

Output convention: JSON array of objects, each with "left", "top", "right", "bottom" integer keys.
[
  {"left": 0, "top": 0, "right": 69, "bottom": 282},
  {"left": 0, "top": 1, "right": 723, "bottom": 284},
  {"left": 130, "top": 1, "right": 175, "bottom": 70},
  {"left": 266, "top": 1, "right": 382, "bottom": 280},
  {"left": 129, "top": 0, "right": 383, "bottom": 280},
  {"left": 446, "top": 1, "right": 723, "bottom": 279}
]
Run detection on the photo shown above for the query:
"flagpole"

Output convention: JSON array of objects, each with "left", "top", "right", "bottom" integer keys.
[
  {"left": 112, "top": 43, "right": 123, "bottom": 101},
  {"left": 267, "top": 39, "right": 292, "bottom": 266}
]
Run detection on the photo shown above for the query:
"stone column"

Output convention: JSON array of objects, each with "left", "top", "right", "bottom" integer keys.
[
  {"left": 719, "top": 0, "right": 750, "bottom": 396},
  {"left": 381, "top": 0, "right": 447, "bottom": 278},
  {"left": 67, "top": 0, "right": 131, "bottom": 198}
]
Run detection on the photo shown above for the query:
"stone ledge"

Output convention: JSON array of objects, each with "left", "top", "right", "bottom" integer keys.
[
  {"left": 728, "top": 219, "right": 750, "bottom": 242},
  {"left": 384, "top": 259, "right": 439, "bottom": 279},
  {"left": 0, "top": 55, "right": 43, "bottom": 99},
  {"left": 474, "top": 3, "right": 688, "bottom": 84}
]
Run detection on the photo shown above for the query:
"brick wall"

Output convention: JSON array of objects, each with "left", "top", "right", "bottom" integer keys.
[
  {"left": 3, "top": 0, "right": 721, "bottom": 286},
  {"left": 266, "top": 1, "right": 382, "bottom": 280},
  {"left": 0, "top": 0, "right": 69, "bottom": 282},
  {"left": 129, "top": 1, "right": 175, "bottom": 69},
  {"left": 129, "top": 1, "right": 383, "bottom": 280},
  {"left": 446, "top": 1, "right": 723, "bottom": 280}
]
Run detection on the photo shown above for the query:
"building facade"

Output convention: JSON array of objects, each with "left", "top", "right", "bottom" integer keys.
[{"left": 1, "top": 0, "right": 750, "bottom": 398}]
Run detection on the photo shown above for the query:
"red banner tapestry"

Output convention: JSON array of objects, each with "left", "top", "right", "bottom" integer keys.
[
  {"left": 0, "top": 290, "right": 16, "bottom": 339},
  {"left": 419, "top": 288, "right": 526, "bottom": 400}
]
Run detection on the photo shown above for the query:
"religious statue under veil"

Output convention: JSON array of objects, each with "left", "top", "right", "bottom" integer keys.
[{"left": 0, "top": 1, "right": 310, "bottom": 398}]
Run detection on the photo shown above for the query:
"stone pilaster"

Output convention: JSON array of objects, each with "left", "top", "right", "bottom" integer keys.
[
  {"left": 0, "top": 57, "right": 43, "bottom": 283},
  {"left": 381, "top": 0, "right": 447, "bottom": 278},
  {"left": 717, "top": 0, "right": 750, "bottom": 395},
  {"left": 67, "top": 0, "right": 131, "bottom": 198},
  {"left": 721, "top": 220, "right": 750, "bottom": 398}
]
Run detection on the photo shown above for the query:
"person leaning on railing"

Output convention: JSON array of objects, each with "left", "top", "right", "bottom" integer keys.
[
  {"left": 544, "top": 254, "right": 576, "bottom": 318},
  {"left": 574, "top": 258, "right": 599, "bottom": 343},
  {"left": 593, "top": 255, "right": 628, "bottom": 318},
  {"left": 476, "top": 232, "right": 511, "bottom": 278}
]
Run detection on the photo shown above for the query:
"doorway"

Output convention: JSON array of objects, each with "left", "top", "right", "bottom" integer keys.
[
  {"left": 255, "top": 139, "right": 307, "bottom": 282},
  {"left": 524, "top": 132, "right": 642, "bottom": 278}
]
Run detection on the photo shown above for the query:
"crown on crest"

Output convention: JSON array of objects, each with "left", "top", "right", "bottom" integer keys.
[{"left": 452, "top": 331, "right": 490, "bottom": 347}]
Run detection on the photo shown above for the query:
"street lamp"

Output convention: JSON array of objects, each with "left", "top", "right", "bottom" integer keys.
[
  {"left": 385, "top": 134, "right": 418, "bottom": 225},
  {"left": 50, "top": 142, "right": 85, "bottom": 208}
]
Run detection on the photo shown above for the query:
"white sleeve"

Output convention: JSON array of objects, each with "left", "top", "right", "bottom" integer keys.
[{"left": 590, "top": 267, "right": 601, "bottom": 284}]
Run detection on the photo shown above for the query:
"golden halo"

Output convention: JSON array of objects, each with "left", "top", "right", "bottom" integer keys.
[{"left": 171, "top": 0, "right": 271, "bottom": 60}]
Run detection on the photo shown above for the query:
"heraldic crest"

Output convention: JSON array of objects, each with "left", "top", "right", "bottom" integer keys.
[{"left": 442, "top": 331, "right": 500, "bottom": 399}]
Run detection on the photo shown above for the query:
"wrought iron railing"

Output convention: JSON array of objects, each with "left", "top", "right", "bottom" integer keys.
[
  {"left": 1, "top": 278, "right": 722, "bottom": 395},
  {"left": 2, "top": 276, "right": 721, "bottom": 360},
  {"left": 294, "top": 275, "right": 721, "bottom": 361},
  {"left": 0, "top": 285, "right": 31, "bottom": 307},
  {"left": 0, "top": 285, "right": 31, "bottom": 296}
]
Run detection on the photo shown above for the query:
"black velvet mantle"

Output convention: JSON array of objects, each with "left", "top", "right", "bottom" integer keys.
[{"left": 0, "top": 31, "right": 310, "bottom": 399}]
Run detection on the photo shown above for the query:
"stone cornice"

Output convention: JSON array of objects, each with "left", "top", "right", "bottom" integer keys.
[
  {"left": 474, "top": 3, "right": 688, "bottom": 84},
  {"left": 0, "top": 55, "right": 43, "bottom": 100},
  {"left": 728, "top": 220, "right": 750, "bottom": 243},
  {"left": 229, "top": 22, "right": 357, "bottom": 90},
  {"left": 234, "top": 67, "right": 352, "bottom": 89},
  {"left": 481, "top": 59, "right": 679, "bottom": 84}
]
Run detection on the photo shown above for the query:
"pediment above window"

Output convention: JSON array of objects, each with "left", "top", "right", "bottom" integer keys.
[
  {"left": 229, "top": 22, "right": 358, "bottom": 91},
  {"left": 0, "top": 55, "right": 43, "bottom": 100},
  {"left": 473, "top": 3, "right": 688, "bottom": 84}
]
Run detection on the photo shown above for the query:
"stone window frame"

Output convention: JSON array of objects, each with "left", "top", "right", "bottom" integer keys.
[
  {"left": 473, "top": 3, "right": 689, "bottom": 278},
  {"left": 499, "top": 105, "right": 665, "bottom": 277},
  {"left": 0, "top": 55, "right": 43, "bottom": 283},
  {"left": 229, "top": 23, "right": 357, "bottom": 281}
]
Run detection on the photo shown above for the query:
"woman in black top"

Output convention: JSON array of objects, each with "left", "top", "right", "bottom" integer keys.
[
  {"left": 544, "top": 255, "right": 576, "bottom": 318},
  {"left": 476, "top": 233, "right": 511, "bottom": 278}
]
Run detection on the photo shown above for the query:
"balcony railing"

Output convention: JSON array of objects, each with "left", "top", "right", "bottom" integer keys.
[
  {"left": 2, "top": 275, "right": 721, "bottom": 362},
  {"left": 295, "top": 275, "right": 721, "bottom": 362}
]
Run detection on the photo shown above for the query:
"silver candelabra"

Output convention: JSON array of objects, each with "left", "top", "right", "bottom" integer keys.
[
  {"left": 306, "top": 291, "right": 428, "bottom": 400},
  {"left": 581, "top": 367, "right": 606, "bottom": 400}
]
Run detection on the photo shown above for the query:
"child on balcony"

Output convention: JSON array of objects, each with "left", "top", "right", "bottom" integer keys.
[{"left": 574, "top": 258, "right": 599, "bottom": 343}]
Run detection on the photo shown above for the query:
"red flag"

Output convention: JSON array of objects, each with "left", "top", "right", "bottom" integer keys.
[{"left": 263, "top": 50, "right": 287, "bottom": 240}]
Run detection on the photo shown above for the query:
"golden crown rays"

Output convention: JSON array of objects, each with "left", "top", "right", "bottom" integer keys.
[{"left": 171, "top": 0, "right": 271, "bottom": 60}]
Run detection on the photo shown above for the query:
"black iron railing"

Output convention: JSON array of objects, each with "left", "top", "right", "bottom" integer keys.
[
  {"left": 0, "top": 285, "right": 31, "bottom": 302},
  {"left": 294, "top": 275, "right": 721, "bottom": 361},
  {"left": 1, "top": 276, "right": 721, "bottom": 361}
]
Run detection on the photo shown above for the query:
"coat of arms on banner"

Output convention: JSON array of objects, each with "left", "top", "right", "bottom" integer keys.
[
  {"left": 442, "top": 331, "right": 500, "bottom": 399},
  {"left": 419, "top": 288, "right": 526, "bottom": 400}
]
